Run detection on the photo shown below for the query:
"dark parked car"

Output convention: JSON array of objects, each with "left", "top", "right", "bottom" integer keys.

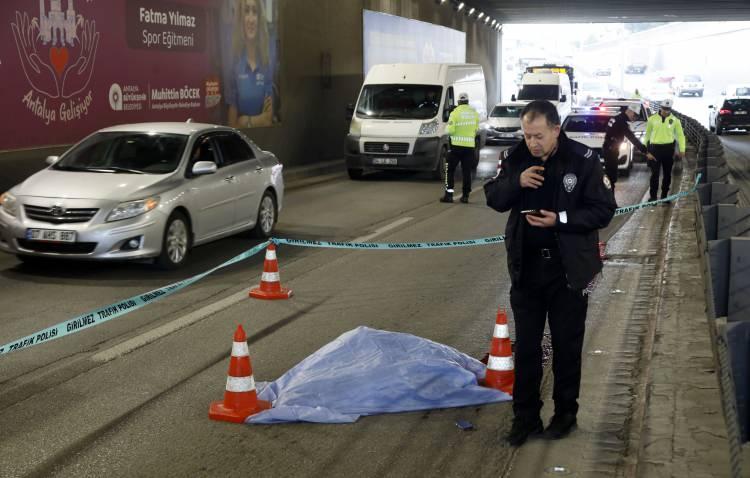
[{"left": 709, "top": 98, "right": 750, "bottom": 135}]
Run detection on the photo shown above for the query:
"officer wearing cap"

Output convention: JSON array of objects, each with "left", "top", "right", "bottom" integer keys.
[
  {"left": 441, "top": 92, "right": 480, "bottom": 204},
  {"left": 484, "top": 100, "right": 616, "bottom": 447},
  {"left": 601, "top": 103, "right": 655, "bottom": 195},
  {"left": 644, "top": 99, "right": 686, "bottom": 202}
]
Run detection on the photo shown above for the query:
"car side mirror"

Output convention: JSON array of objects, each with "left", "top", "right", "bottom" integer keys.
[
  {"left": 345, "top": 103, "right": 355, "bottom": 121},
  {"left": 560, "top": 95, "right": 567, "bottom": 103},
  {"left": 191, "top": 161, "right": 217, "bottom": 176},
  {"left": 511, "top": 94, "right": 517, "bottom": 102},
  {"left": 708, "top": 105, "right": 713, "bottom": 109},
  {"left": 45, "top": 155, "right": 60, "bottom": 165}
]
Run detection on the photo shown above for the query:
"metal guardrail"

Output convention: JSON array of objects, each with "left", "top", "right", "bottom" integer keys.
[{"left": 662, "top": 97, "right": 750, "bottom": 477}]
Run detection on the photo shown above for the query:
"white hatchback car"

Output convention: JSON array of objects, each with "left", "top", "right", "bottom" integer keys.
[
  {"left": 482, "top": 102, "right": 526, "bottom": 145},
  {"left": 0, "top": 122, "right": 284, "bottom": 268}
]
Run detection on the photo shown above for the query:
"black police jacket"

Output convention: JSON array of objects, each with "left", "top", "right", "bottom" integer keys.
[
  {"left": 484, "top": 131, "right": 617, "bottom": 290},
  {"left": 602, "top": 112, "right": 647, "bottom": 154}
]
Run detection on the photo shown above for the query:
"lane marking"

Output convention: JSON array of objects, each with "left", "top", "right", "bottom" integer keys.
[
  {"left": 352, "top": 217, "right": 413, "bottom": 243},
  {"left": 92, "top": 290, "right": 249, "bottom": 363}
]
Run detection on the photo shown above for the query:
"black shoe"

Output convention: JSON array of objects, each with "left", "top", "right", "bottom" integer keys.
[
  {"left": 648, "top": 196, "right": 657, "bottom": 203},
  {"left": 439, "top": 193, "right": 453, "bottom": 203},
  {"left": 506, "top": 416, "right": 543, "bottom": 447},
  {"left": 544, "top": 413, "right": 577, "bottom": 440},
  {"left": 460, "top": 195, "right": 469, "bottom": 204}
]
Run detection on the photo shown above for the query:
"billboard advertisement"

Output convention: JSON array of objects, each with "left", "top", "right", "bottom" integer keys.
[
  {"left": 362, "top": 10, "right": 465, "bottom": 76},
  {"left": 0, "top": 0, "right": 280, "bottom": 151}
]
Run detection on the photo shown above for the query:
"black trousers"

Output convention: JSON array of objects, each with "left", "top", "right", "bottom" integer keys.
[
  {"left": 445, "top": 146, "right": 474, "bottom": 196},
  {"left": 509, "top": 251, "right": 589, "bottom": 419},
  {"left": 648, "top": 143, "right": 675, "bottom": 200},
  {"left": 602, "top": 147, "right": 619, "bottom": 193}
]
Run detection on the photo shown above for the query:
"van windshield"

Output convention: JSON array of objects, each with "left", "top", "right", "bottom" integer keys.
[
  {"left": 356, "top": 84, "right": 443, "bottom": 120},
  {"left": 517, "top": 84, "right": 559, "bottom": 101}
]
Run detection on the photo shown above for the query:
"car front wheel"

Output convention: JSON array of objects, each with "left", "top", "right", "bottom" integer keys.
[
  {"left": 252, "top": 191, "right": 277, "bottom": 239},
  {"left": 156, "top": 211, "right": 190, "bottom": 269}
]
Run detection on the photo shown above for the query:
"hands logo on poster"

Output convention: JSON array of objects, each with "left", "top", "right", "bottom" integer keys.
[{"left": 11, "top": 1, "right": 99, "bottom": 124}]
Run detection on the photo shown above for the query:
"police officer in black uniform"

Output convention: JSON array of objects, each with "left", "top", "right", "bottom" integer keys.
[
  {"left": 484, "top": 100, "right": 617, "bottom": 447},
  {"left": 601, "top": 104, "right": 654, "bottom": 194}
]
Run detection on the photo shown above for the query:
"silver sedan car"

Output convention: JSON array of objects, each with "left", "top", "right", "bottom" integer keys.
[{"left": 0, "top": 122, "right": 284, "bottom": 268}]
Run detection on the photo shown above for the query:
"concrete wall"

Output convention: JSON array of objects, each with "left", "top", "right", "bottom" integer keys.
[{"left": 0, "top": 0, "right": 501, "bottom": 180}]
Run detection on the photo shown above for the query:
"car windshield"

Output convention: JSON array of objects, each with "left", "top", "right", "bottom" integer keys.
[
  {"left": 356, "top": 84, "right": 443, "bottom": 120},
  {"left": 517, "top": 84, "right": 559, "bottom": 101},
  {"left": 723, "top": 99, "right": 750, "bottom": 110},
  {"left": 490, "top": 105, "right": 523, "bottom": 118},
  {"left": 684, "top": 75, "right": 701, "bottom": 82},
  {"left": 54, "top": 132, "right": 188, "bottom": 174},
  {"left": 562, "top": 115, "right": 612, "bottom": 133}
]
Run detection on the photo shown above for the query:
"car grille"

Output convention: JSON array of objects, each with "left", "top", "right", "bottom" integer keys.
[
  {"left": 363, "top": 142, "right": 409, "bottom": 155},
  {"left": 24, "top": 205, "right": 99, "bottom": 224},
  {"left": 17, "top": 239, "right": 97, "bottom": 254},
  {"left": 493, "top": 127, "right": 519, "bottom": 133}
]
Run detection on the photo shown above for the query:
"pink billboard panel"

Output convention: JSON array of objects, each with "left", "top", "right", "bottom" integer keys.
[{"left": 0, "top": 0, "right": 280, "bottom": 151}]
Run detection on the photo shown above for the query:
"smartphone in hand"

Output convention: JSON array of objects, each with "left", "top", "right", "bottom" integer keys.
[{"left": 521, "top": 209, "right": 544, "bottom": 218}]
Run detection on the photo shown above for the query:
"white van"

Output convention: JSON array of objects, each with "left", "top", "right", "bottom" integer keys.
[
  {"left": 345, "top": 63, "right": 487, "bottom": 180},
  {"left": 513, "top": 71, "right": 573, "bottom": 121}
]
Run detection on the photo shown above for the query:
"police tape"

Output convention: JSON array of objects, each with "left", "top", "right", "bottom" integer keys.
[
  {"left": 1, "top": 173, "right": 702, "bottom": 357},
  {"left": 0, "top": 241, "right": 271, "bottom": 357},
  {"left": 272, "top": 236, "right": 506, "bottom": 249}
]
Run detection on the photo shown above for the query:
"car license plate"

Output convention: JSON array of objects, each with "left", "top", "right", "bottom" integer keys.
[
  {"left": 735, "top": 111, "right": 747, "bottom": 115},
  {"left": 500, "top": 133, "right": 515, "bottom": 138},
  {"left": 26, "top": 228, "right": 76, "bottom": 242},
  {"left": 372, "top": 157, "right": 397, "bottom": 165}
]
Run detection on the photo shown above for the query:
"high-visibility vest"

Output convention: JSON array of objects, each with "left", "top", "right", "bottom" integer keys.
[
  {"left": 644, "top": 113, "right": 686, "bottom": 152},
  {"left": 447, "top": 104, "right": 480, "bottom": 148}
]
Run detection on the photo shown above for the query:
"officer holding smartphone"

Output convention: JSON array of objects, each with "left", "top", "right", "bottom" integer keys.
[{"left": 484, "top": 100, "right": 616, "bottom": 447}]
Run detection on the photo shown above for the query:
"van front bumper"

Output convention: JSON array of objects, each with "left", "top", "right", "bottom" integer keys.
[{"left": 345, "top": 135, "right": 441, "bottom": 172}]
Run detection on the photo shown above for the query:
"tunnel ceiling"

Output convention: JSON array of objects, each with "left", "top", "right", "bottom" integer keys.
[{"left": 465, "top": 0, "right": 750, "bottom": 23}]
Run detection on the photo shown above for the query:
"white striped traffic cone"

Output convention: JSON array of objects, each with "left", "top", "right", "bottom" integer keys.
[
  {"left": 209, "top": 325, "right": 271, "bottom": 423},
  {"left": 249, "top": 243, "right": 292, "bottom": 300},
  {"left": 482, "top": 307, "right": 514, "bottom": 395}
]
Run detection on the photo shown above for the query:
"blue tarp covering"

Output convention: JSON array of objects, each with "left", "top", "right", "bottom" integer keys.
[{"left": 248, "top": 326, "right": 510, "bottom": 424}]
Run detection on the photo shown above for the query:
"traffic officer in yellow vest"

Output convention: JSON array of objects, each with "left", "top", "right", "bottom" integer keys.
[
  {"left": 441, "top": 92, "right": 480, "bottom": 203},
  {"left": 644, "top": 99, "right": 686, "bottom": 202}
]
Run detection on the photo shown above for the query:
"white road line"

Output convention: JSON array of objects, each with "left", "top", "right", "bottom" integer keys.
[
  {"left": 93, "top": 216, "right": 414, "bottom": 362},
  {"left": 352, "top": 217, "right": 413, "bottom": 243},
  {"left": 91, "top": 290, "right": 248, "bottom": 363}
]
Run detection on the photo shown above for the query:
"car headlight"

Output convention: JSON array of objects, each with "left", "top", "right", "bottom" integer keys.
[
  {"left": 0, "top": 191, "right": 18, "bottom": 217},
  {"left": 106, "top": 197, "right": 160, "bottom": 222},
  {"left": 419, "top": 119, "right": 439, "bottom": 136}
]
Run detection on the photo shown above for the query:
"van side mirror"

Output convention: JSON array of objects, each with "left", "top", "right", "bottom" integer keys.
[
  {"left": 345, "top": 103, "right": 355, "bottom": 121},
  {"left": 443, "top": 105, "right": 455, "bottom": 122},
  {"left": 560, "top": 95, "right": 567, "bottom": 103},
  {"left": 511, "top": 94, "right": 516, "bottom": 102},
  {"left": 708, "top": 105, "right": 713, "bottom": 109},
  {"left": 45, "top": 155, "right": 60, "bottom": 165}
]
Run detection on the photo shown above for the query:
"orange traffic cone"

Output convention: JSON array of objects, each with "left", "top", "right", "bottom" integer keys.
[
  {"left": 482, "top": 307, "right": 514, "bottom": 395},
  {"left": 598, "top": 241, "right": 608, "bottom": 261},
  {"left": 209, "top": 325, "right": 271, "bottom": 423},
  {"left": 249, "top": 243, "right": 292, "bottom": 300}
]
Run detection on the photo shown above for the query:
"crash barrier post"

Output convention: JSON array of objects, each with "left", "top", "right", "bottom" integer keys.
[
  {"left": 696, "top": 183, "right": 740, "bottom": 207},
  {"left": 702, "top": 205, "right": 750, "bottom": 241}
]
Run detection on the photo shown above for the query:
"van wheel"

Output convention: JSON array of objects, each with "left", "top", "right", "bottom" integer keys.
[
  {"left": 432, "top": 146, "right": 448, "bottom": 180},
  {"left": 348, "top": 168, "right": 364, "bottom": 180},
  {"left": 156, "top": 211, "right": 191, "bottom": 270}
]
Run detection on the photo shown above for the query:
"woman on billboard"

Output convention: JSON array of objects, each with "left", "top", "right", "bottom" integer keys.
[{"left": 227, "top": 0, "right": 276, "bottom": 128}]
